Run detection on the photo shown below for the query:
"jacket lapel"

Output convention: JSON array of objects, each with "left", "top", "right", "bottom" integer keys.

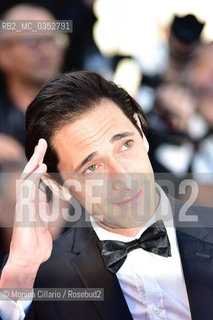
[
  {"left": 173, "top": 199, "right": 213, "bottom": 320},
  {"left": 176, "top": 228, "right": 213, "bottom": 320},
  {"left": 70, "top": 226, "right": 133, "bottom": 320}
]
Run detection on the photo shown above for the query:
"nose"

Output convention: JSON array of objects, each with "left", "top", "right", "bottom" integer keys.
[
  {"left": 37, "top": 38, "right": 53, "bottom": 53},
  {"left": 107, "top": 160, "right": 132, "bottom": 192}
]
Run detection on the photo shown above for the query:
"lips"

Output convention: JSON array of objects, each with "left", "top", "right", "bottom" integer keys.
[{"left": 114, "top": 189, "right": 142, "bottom": 207}]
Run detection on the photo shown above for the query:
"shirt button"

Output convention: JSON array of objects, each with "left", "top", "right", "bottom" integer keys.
[{"left": 153, "top": 306, "right": 160, "bottom": 314}]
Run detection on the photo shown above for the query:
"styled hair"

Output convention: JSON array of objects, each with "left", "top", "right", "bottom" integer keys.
[{"left": 25, "top": 71, "right": 148, "bottom": 183}]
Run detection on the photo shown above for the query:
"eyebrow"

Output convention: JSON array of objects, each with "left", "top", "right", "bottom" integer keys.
[
  {"left": 109, "top": 131, "right": 134, "bottom": 143},
  {"left": 76, "top": 131, "right": 135, "bottom": 172}
]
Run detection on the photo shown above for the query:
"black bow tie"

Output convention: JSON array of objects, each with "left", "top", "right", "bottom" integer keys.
[{"left": 98, "top": 220, "right": 171, "bottom": 273}]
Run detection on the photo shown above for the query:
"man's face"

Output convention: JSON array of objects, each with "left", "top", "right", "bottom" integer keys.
[
  {"left": 52, "top": 99, "right": 156, "bottom": 230},
  {"left": 0, "top": 8, "right": 66, "bottom": 85}
]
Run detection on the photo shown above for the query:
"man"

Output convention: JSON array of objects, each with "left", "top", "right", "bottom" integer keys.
[
  {"left": 0, "top": 71, "right": 213, "bottom": 319},
  {"left": 0, "top": 3, "right": 68, "bottom": 164},
  {"left": 163, "top": 13, "right": 205, "bottom": 82}
]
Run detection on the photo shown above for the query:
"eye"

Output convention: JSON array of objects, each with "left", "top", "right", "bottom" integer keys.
[
  {"left": 84, "top": 164, "right": 97, "bottom": 174},
  {"left": 121, "top": 140, "right": 133, "bottom": 151}
]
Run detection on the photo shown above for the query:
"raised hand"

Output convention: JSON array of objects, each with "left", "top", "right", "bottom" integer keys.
[{"left": 0, "top": 139, "right": 53, "bottom": 292}]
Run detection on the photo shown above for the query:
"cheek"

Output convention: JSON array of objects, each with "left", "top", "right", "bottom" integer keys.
[
  {"left": 16, "top": 49, "right": 29, "bottom": 60},
  {"left": 200, "top": 100, "right": 213, "bottom": 117},
  {"left": 130, "top": 145, "right": 153, "bottom": 173},
  {"left": 70, "top": 188, "right": 86, "bottom": 208},
  {"left": 53, "top": 49, "right": 64, "bottom": 61}
]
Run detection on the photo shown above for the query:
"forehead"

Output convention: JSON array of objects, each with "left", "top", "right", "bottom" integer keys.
[
  {"left": 1, "top": 7, "right": 54, "bottom": 42},
  {"left": 5, "top": 6, "right": 54, "bottom": 20},
  {"left": 52, "top": 98, "right": 137, "bottom": 169},
  {"left": 53, "top": 98, "right": 135, "bottom": 146}
]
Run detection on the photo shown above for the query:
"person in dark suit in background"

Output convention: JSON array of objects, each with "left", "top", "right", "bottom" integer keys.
[{"left": 0, "top": 71, "right": 213, "bottom": 320}]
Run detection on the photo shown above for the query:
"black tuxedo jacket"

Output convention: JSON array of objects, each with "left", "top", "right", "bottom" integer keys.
[{"left": 25, "top": 198, "right": 213, "bottom": 320}]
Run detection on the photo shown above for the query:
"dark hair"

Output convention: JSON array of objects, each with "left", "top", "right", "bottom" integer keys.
[
  {"left": 171, "top": 14, "right": 204, "bottom": 43},
  {"left": 25, "top": 71, "right": 148, "bottom": 184}
]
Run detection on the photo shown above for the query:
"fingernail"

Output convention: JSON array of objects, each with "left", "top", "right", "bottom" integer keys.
[
  {"left": 39, "top": 138, "right": 46, "bottom": 146},
  {"left": 40, "top": 163, "right": 47, "bottom": 171}
]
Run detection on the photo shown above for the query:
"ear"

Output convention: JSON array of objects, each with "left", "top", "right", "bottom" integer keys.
[
  {"left": 41, "top": 173, "right": 72, "bottom": 201},
  {"left": 133, "top": 113, "right": 149, "bottom": 152}
]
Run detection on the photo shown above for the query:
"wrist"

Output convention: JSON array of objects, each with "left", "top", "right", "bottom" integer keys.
[{"left": 0, "top": 262, "right": 39, "bottom": 290}]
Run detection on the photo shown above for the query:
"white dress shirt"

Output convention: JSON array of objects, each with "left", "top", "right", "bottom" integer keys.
[
  {"left": 0, "top": 297, "right": 27, "bottom": 320},
  {"left": 0, "top": 184, "right": 192, "bottom": 320}
]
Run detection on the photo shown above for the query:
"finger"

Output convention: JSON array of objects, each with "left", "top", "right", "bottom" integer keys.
[
  {"left": 21, "top": 139, "right": 47, "bottom": 180},
  {"left": 15, "top": 163, "right": 48, "bottom": 228},
  {"left": 18, "top": 163, "right": 47, "bottom": 200}
]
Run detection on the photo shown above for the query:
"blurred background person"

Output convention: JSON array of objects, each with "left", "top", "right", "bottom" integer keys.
[
  {"left": 0, "top": 0, "right": 98, "bottom": 72},
  {"left": 147, "top": 82, "right": 197, "bottom": 175},
  {"left": 0, "top": 4, "right": 70, "bottom": 264},
  {"left": 147, "top": 39, "right": 213, "bottom": 181},
  {"left": 184, "top": 42, "right": 213, "bottom": 180},
  {"left": 162, "top": 13, "right": 205, "bottom": 83},
  {"left": 137, "top": 13, "right": 205, "bottom": 99},
  {"left": 141, "top": 13, "right": 206, "bottom": 181},
  {"left": 0, "top": 3, "right": 68, "bottom": 165},
  {"left": 146, "top": 40, "right": 213, "bottom": 205}
]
